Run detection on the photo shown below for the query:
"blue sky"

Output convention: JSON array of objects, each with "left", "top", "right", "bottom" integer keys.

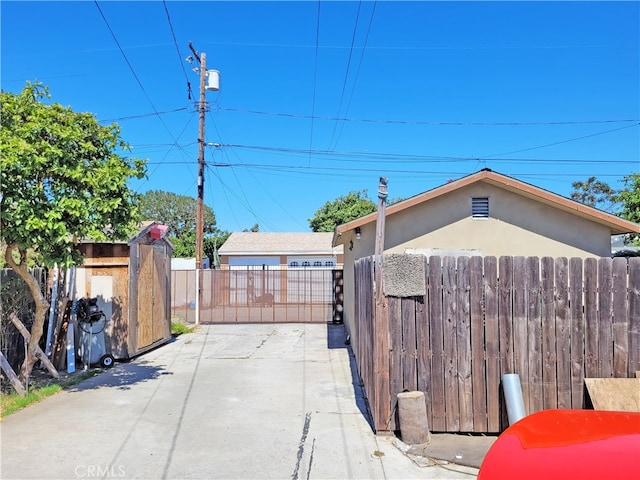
[{"left": 2, "top": 1, "right": 638, "bottom": 232}]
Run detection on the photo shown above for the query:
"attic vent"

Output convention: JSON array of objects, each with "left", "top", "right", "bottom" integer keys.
[{"left": 472, "top": 197, "right": 489, "bottom": 219}]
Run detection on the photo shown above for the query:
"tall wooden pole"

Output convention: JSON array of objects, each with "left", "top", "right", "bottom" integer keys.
[
  {"left": 375, "top": 177, "right": 388, "bottom": 260},
  {"left": 195, "top": 52, "right": 207, "bottom": 270},
  {"left": 373, "top": 176, "right": 389, "bottom": 431}
]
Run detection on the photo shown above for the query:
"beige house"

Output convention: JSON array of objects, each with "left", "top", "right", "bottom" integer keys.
[
  {"left": 218, "top": 232, "right": 343, "bottom": 270},
  {"left": 332, "top": 169, "right": 640, "bottom": 329}
]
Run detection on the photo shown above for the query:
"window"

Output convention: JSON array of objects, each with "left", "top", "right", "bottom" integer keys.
[
  {"left": 325, "top": 261, "right": 335, "bottom": 268},
  {"left": 302, "top": 261, "right": 311, "bottom": 268},
  {"left": 289, "top": 261, "right": 299, "bottom": 268},
  {"left": 472, "top": 197, "right": 489, "bottom": 219},
  {"left": 313, "top": 261, "right": 322, "bottom": 267}
]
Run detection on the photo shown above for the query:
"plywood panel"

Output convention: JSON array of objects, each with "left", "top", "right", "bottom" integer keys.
[
  {"left": 137, "top": 244, "right": 153, "bottom": 349},
  {"left": 153, "top": 245, "right": 166, "bottom": 342},
  {"left": 585, "top": 378, "right": 640, "bottom": 412}
]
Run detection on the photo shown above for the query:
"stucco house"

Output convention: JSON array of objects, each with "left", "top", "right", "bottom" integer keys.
[
  {"left": 332, "top": 169, "right": 640, "bottom": 329},
  {"left": 218, "top": 232, "right": 344, "bottom": 270}
]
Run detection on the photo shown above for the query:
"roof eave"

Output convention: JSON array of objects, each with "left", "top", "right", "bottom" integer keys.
[{"left": 332, "top": 170, "right": 640, "bottom": 241}]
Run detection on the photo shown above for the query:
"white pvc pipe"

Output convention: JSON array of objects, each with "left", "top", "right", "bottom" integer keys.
[
  {"left": 44, "top": 263, "right": 59, "bottom": 359},
  {"left": 502, "top": 373, "right": 526, "bottom": 425}
]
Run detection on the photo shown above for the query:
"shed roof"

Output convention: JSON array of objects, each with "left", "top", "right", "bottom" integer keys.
[
  {"left": 219, "top": 232, "right": 343, "bottom": 255},
  {"left": 333, "top": 169, "right": 640, "bottom": 246}
]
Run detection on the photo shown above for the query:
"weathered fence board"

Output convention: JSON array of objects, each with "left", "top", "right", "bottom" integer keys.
[
  {"left": 415, "top": 295, "right": 431, "bottom": 427},
  {"left": 353, "top": 255, "right": 639, "bottom": 434},
  {"left": 402, "top": 296, "right": 418, "bottom": 392},
  {"left": 629, "top": 258, "right": 640, "bottom": 374},
  {"left": 484, "top": 256, "right": 500, "bottom": 431},
  {"left": 527, "top": 257, "right": 543, "bottom": 414},
  {"left": 555, "top": 257, "right": 572, "bottom": 409},
  {"left": 456, "top": 257, "right": 473, "bottom": 432},
  {"left": 428, "top": 256, "right": 446, "bottom": 431},
  {"left": 569, "top": 257, "right": 585, "bottom": 408},
  {"left": 470, "top": 256, "right": 488, "bottom": 432},
  {"left": 442, "top": 256, "right": 459, "bottom": 431},
  {"left": 541, "top": 257, "right": 557, "bottom": 409},
  {"left": 612, "top": 257, "right": 629, "bottom": 378},
  {"left": 388, "top": 296, "right": 402, "bottom": 432},
  {"left": 584, "top": 258, "right": 598, "bottom": 379},
  {"left": 598, "top": 258, "right": 614, "bottom": 378},
  {"left": 512, "top": 256, "right": 529, "bottom": 415}
]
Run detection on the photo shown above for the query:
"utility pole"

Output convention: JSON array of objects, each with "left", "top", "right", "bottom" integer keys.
[
  {"left": 188, "top": 43, "right": 219, "bottom": 324},
  {"left": 190, "top": 43, "right": 207, "bottom": 270}
]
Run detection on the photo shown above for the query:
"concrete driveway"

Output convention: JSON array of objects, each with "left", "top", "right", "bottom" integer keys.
[{"left": 1, "top": 323, "right": 479, "bottom": 479}]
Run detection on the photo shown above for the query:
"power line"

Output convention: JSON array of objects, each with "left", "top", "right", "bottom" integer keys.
[
  {"left": 217, "top": 107, "right": 639, "bottom": 126},
  {"left": 94, "top": 0, "right": 186, "bottom": 179},
  {"left": 162, "top": 0, "right": 192, "bottom": 100},
  {"left": 330, "top": 0, "right": 377, "bottom": 150},
  {"left": 206, "top": 163, "right": 281, "bottom": 231},
  {"left": 482, "top": 122, "right": 640, "bottom": 158},
  {"left": 219, "top": 142, "right": 318, "bottom": 230},
  {"left": 308, "top": 0, "right": 322, "bottom": 167},
  {"left": 100, "top": 107, "right": 189, "bottom": 123},
  {"left": 205, "top": 161, "right": 630, "bottom": 178},
  {"left": 221, "top": 143, "right": 638, "bottom": 164},
  {"left": 327, "top": 0, "right": 362, "bottom": 150}
]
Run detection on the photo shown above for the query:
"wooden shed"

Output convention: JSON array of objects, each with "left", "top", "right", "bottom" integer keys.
[{"left": 75, "top": 222, "right": 173, "bottom": 360}]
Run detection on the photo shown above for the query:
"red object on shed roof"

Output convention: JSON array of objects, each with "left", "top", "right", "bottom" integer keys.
[
  {"left": 478, "top": 409, "right": 640, "bottom": 480},
  {"left": 149, "top": 224, "right": 169, "bottom": 240}
]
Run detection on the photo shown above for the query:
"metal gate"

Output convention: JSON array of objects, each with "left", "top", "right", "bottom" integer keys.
[{"left": 171, "top": 268, "right": 343, "bottom": 324}]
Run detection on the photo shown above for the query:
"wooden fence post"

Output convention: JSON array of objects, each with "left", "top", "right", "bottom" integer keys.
[{"left": 374, "top": 177, "right": 390, "bottom": 431}]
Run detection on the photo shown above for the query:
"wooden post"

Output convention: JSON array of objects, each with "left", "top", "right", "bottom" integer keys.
[
  {"left": 374, "top": 177, "right": 389, "bottom": 431},
  {"left": 375, "top": 177, "right": 388, "bottom": 260},
  {"left": 0, "top": 351, "right": 26, "bottom": 395},
  {"left": 9, "top": 313, "right": 60, "bottom": 379}
]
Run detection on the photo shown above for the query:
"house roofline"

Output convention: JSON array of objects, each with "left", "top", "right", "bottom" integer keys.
[
  {"left": 219, "top": 250, "right": 342, "bottom": 256},
  {"left": 333, "top": 169, "right": 640, "bottom": 246}
]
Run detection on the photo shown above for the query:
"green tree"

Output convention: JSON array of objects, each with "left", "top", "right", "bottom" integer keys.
[
  {"left": 617, "top": 173, "right": 640, "bottom": 245},
  {"left": 1, "top": 82, "right": 146, "bottom": 383},
  {"left": 570, "top": 176, "right": 617, "bottom": 211},
  {"left": 309, "top": 190, "right": 377, "bottom": 232},
  {"left": 139, "top": 190, "right": 219, "bottom": 257},
  {"left": 204, "top": 231, "right": 231, "bottom": 268}
]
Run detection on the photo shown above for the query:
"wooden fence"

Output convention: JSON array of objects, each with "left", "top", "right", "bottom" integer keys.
[
  {"left": 353, "top": 255, "right": 640, "bottom": 434},
  {"left": 172, "top": 268, "right": 344, "bottom": 324}
]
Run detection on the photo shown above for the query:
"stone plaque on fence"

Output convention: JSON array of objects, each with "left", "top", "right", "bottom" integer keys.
[{"left": 383, "top": 254, "right": 426, "bottom": 297}]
